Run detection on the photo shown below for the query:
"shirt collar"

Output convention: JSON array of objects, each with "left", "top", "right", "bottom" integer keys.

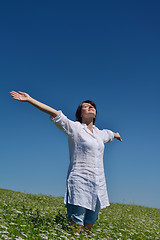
[{"left": 81, "top": 123, "right": 95, "bottom": 128}]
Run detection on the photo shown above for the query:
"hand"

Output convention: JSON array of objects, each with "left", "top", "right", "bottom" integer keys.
[
  {"left": 10, "top": 91, "right": 31, "bottom": 102},
  {"left": 114, "top": 132, "right": 122, "bottom": 142}
]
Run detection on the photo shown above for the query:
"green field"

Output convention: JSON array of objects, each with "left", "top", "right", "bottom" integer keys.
[{"left": 0, "top": 189, "right": 159, "bottom": 239}]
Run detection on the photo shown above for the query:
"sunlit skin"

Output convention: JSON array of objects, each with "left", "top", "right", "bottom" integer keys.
[
  {"left": 10, "top": 91, "right": 59, "bottom": 117},
  {"left": 10, "top": 90, "right": 122, "bottom": 233},
  {"left": 81, "top": 103, "right": 97, "bottom": 133},
  {"left": 10, "top": 91, "right": 30, "bottom": 102}
]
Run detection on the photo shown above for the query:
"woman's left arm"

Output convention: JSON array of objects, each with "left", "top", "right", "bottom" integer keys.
[{"left": 113, "top": 132, "right": 122, "bottom": 142}]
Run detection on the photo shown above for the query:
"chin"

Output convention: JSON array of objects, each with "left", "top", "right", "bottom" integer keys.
[{"left": 88, "top": 113, "right": 96, "bottom": 118}]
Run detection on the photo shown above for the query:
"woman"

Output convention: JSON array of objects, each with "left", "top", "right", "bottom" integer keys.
[{"left": 10, "top": 90, "right": 122, "bottom": 233}]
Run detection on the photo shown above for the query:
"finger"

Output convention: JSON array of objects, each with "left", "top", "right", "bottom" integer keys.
[
  {"left": 10, "top": 92, "right": 20, "bottom": 99},
  {"left": 13, "top": 97, "right": 20, "bottom": 100},
  {"left": 18, "top": 91, "right": 24, "bottom": 95},
  {"left": 10, "top": 91, "right": 17, "bottom": 95},
  {"left": 10, "top": 92, "right": 19, "bottom": 98},
  {"left": 118, "top": 137, "right": 122, "bottom": 142}
]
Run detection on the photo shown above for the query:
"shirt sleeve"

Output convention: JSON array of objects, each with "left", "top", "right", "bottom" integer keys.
[
  {"left": 100, "top": 129, "right": 114, "bottom": 143},
  {"left": 50, "top": 111, "right": 76, "bottom": 137}
]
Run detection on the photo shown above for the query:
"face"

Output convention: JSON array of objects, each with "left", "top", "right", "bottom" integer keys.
[{"left": 81, "top": 102, "right": 96, "bottom": 120}]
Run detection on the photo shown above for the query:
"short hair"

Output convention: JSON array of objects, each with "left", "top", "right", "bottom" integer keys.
[{"left": 76, "top": 100, "right": 97, "bottom": 124}]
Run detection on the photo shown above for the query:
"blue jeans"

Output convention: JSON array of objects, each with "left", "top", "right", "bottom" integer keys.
[{"left": 66, "top": 198, "right": 100, "bottom": 226}]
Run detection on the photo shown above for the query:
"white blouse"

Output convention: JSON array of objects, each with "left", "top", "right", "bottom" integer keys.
[{"left": 50, "top": 111, "right": 114, "bottom": 211}]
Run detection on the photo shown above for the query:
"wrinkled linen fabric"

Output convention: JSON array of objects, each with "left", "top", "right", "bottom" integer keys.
[{"left": 50, "top": 111, "right": 114, "bottom": 211}]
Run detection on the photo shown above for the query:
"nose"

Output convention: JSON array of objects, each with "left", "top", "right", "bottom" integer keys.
[{"left": 89, "top": 105, "right": 94, "bottom": 110}]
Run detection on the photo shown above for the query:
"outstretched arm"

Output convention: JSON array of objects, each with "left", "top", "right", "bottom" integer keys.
[
  {"left": 10, "top": 91, "right": 59, "bottom": 118},
  {"left": 113, "top": 132, "right": 122, "bottom": 142}
]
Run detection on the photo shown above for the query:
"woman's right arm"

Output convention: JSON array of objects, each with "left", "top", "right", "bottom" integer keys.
[{"left": 10, "top": 91, "right": 59, "bottom": 118}]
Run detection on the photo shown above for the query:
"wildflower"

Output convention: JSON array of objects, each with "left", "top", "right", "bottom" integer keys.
[
  {"left": 39, "top": 233, "right": 48, "bottom": 239},
  {"left": 0, "top": 225, "right": 8, "bottom": 230},
  {"left": 15, "top": 210, "right": 22, "bottom": 214},
  {"left": 1, "top": 235, "right": 11, "bottom": 239}
]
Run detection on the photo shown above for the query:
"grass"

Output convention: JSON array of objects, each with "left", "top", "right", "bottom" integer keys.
[{"left": 0, "top": 188, "right": 160, "bottom": 239}]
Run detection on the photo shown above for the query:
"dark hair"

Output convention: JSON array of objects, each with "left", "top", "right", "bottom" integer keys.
[{"left": 76, "top": 100, "right": 97, "bottom": 124}]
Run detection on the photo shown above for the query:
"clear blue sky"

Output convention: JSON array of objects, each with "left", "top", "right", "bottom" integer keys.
[{"left": 1, "top": 1, "right": 160, "bottom": 209}]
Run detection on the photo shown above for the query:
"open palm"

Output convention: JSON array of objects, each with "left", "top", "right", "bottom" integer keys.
[{"left": 10, "top": 91, "right": 30, "bottom": 102}]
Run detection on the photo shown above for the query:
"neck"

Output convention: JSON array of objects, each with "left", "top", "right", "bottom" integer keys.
[{"left": 82, "top": 118, "right": 94, "bottom": 132}]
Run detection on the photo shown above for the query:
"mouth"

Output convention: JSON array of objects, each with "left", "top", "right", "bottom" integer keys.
[{"left": 88, "top": 110, "right": 96, "bottom": 115}]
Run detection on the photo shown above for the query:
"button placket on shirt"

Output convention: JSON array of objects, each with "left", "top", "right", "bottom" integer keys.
[
  {"left": 87, "top": 128, "right": 100, "bottom": 203},
  {"left": 84, "top": 126, "right": 100, "bottom": 187},
  {"left": 82, "top": 126, "right": 100, "bottom": 208}
]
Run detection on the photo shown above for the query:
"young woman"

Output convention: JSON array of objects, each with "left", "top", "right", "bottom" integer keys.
[{"left": 10, "top": 90, "right": 122, "bottom": 233}]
